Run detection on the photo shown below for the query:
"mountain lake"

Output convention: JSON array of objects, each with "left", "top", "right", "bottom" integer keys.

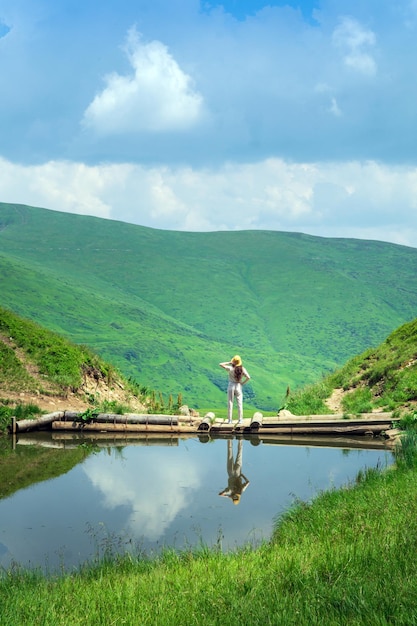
[{"left": 0, "top": 432, "right": 394, "bottom": 573}]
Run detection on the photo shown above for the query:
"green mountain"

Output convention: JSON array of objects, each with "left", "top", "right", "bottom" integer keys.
[{"left": 1, "top": 201, "right": 417, "bottom": 410}]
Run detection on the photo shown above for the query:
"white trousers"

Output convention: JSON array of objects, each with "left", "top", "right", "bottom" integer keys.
[{"left": 227, "top": 382, "right": 243, "bottom": 421}]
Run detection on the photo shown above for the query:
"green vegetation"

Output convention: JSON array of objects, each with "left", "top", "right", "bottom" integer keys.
[
  {"left": 0, "top": 305, "right": 115, "bottom": 392},
  {"left": 0, "top": 436, "right": 89, "bottom": 500},
  {"left": 0, "top": 342, "right": 34, "bottom": 389},
  {"left": 286, "top": 317, "right": 417, "bottom": 416},
  {"left": 1, "top": 206, "right": 417, "bottom": 622},
  {"left": 0, "top": 401, "right": 43, "bottom": 432},
  {"left": 0, "top": 306, "right": 160, "bottom": 433},
  {"left": 285, "top": 381, "right": 333, "bottom": 415},
  {"left": 1, "top": 202, "right": 417, "bottom": 410},
  {"left": 0, "top": 432, "right": 416, "bottom": 625}
]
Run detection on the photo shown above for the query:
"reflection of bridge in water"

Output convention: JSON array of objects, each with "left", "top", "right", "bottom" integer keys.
[
  {"left": 14, "top": 428, "right": 396, "bottom": 453},
  {"left": 202, "top": 411, "right": 399, "bottom": 438}
]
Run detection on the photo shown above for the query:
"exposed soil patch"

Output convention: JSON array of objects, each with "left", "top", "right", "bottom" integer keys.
[
  {"left": 1, "top": 390, "right": 89, "bottom": 413},
  {"left": 325, "top": 388, "right": 346, "bottom": 413},
  {"left": 0, "top": 333, "right": 146, "bottom": 413},
  {"left": 1, "top": 380, "right": 146, "bottom": 414}
]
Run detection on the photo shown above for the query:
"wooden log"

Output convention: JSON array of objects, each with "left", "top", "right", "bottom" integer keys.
[
  {"left": 268, "top": 412, "right": 395, "bottom": 423},
  {"left": 260, "top": 416, "right": 398, "bottom": 427},
  {"left": 52, "top": 421, "right": 197, "bottom": 433},
  {"left": 209, "top": 422, "right": 236, "bottom": 432},
  {"left": 63, "top": 412, "right": 178, "bottom": 425},
  {"left": 255, "top": 422, "right": 393, "bottom": 436},
  {"left": 12, "top": 411, "right": 64, "bottom": 433},
  {"left": 250, "top": 412, "right": 263, "bottom": 429},
  {"left": 198, "top": 417, "right": 211, "bottom": 431},
  {"left": 233, "top": 418, "right": 250, "bottom": 432}
]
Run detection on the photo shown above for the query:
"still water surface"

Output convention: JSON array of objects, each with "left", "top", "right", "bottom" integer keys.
[{"left": 0, "top": 434, "right": 393, "bottom": 573}]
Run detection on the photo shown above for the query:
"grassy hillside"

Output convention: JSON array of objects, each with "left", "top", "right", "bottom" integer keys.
[
  {"left": 1, "top": 201, "right": 417, "bottom": 410},
  {"left": 287, "top": 316, "right": 417, "bottom": 416},
  {"left": 0, "top": 306, "right": 153, "bottom": 433}
]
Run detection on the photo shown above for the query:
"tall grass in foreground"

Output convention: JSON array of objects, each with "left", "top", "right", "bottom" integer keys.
[{"left": 1, "top": 432, "right": 417, "bottom": 625}]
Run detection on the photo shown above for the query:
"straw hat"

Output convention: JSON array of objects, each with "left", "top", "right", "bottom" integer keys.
[{"left": 231, "top": 355, "right": 242, "bottom": 366}]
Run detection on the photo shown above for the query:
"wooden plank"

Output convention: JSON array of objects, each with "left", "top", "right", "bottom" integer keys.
[
  {"left": 252, "top": 423, "right": 393, "bottom": 435},
  {"left": 52, "top": 421, "right": 198, "bottom": 433},
  {"left": 62, "top": 412, "right": 179, "bottom": 425}
]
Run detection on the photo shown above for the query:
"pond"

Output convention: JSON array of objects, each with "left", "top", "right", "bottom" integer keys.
[{"left": 0, "top": 432, "right": 393, "bottom": 573}]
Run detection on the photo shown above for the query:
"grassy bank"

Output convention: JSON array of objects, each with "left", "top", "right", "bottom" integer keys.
[
  {"left": 286, "top": 317, "right": 417, "bottom": 417},
  {"left": 1, "top": 433, "right": 416, "bottom": 625}
]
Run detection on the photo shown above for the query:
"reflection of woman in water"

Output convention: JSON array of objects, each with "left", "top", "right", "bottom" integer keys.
[
  {"left": 219, "top": 355, "right": 251, "bottom": 423},
  {"left": 219, "top": 439, "right": 250, "bottom": 505}
]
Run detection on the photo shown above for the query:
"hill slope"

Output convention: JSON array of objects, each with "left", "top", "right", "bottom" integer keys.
[
  {"left": 287, "top": 317, "right": 417, "bottom": 416},
  {"left": 0, "top": 306, "right": 147, "bottom": 418},
  {"left": 1, "top": 202, "right": 417, "bottom": 409}
]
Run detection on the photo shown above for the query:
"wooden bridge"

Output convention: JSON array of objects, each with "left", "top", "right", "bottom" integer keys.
[{"left": 9, "top": 410, "right": 400, "bottom": 440}]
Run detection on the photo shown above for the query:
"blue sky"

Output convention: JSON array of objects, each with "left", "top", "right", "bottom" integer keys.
[{"left": 1, "top": 0, "right": 417, "bottom": 246}]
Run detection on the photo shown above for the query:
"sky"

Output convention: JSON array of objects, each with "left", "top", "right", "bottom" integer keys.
[{"left": 1, "top": 0, "right": 417, "bottom": 247}]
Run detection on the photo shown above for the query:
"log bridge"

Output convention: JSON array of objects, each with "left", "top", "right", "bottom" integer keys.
[{"left": 9, "top": 410, "right": 400, "bottom": 439}]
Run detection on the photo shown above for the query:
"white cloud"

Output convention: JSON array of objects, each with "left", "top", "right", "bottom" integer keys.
[
  {"left": 0, "top": 158, "right": 116, "bottom": 219},
  {"left": 84, "top": 450, "right": 201, "bottom": 541},
  {"left": 148, "top": 169, "right": 188, "bottom": 219},
  {"left": 2, "top": 156, "right": 417, "bottom": 249},
  {"left": 332, "top": 17, "right": 377, "bottom": 76},
  {"left": 83, "top": 27, "right": 204, "bottom": 135}
]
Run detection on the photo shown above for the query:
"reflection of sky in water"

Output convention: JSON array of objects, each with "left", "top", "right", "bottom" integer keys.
[
  {"left": 0, "top": 438, "right": 393, "bottom": 572},
  {"left": 84, "top": 447, "right": 201, "bottom": 541}
]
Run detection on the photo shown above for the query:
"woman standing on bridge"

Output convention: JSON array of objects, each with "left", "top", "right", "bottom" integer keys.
[{"left": 219, "top": 355, "right": 251, "bottom": 424}]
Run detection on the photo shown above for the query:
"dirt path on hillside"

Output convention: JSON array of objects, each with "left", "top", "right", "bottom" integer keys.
[
  {"left": 0, "top": 330, "right": 146, "bottom": 413},
  {"left": 325, "top": 388, "right": 345, "bottom": 413}
]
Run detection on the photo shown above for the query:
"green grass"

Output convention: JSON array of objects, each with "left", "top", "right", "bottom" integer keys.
[
  {"left": 1, "top": 202, "right": 417, "bottom": 410},
  {"left": 0, "top": 342, "right": 35, "bottom": 390},
  {"left": 0, "top": 401, "right": 43, "bottom": 425},
  {"left": 286, "top": 381, "right": 333, "bottom": 415},
  {"left": 1, "top": 432, "right": 416, "bottom": 625},
  {"left": 0, "top": 307, "right": 165, "bottom": 432},
  {"left": 340, "top": 387, "right": 374, "bottom": 414},
  {"left": 287, "top": 317, "right": 417, "bottom": 415},
  {"left": 0, "top": 306, "right": 115, "bottom": 392}
]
